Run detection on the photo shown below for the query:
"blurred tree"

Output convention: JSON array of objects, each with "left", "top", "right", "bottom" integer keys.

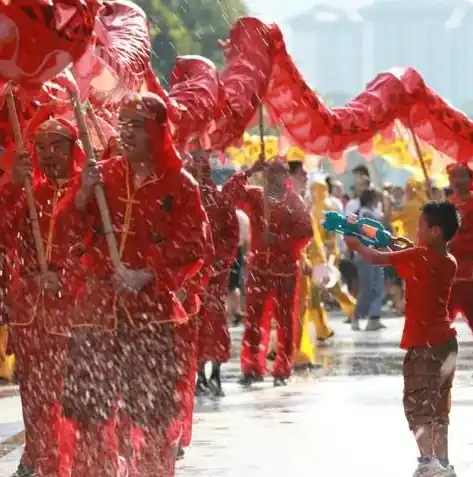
[
  {"left": 132, "top": 0, "right": 248, "bottom": 84},
  {"left": 133, "top": 0, "right": 193, "bottom": 83},
  {"left": 171, "top": 0, "right": 248, "bottom": 68}
]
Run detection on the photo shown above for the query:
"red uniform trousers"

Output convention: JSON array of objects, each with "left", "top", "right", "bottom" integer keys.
[
  {"left": 117, "top": 322, "right": 197, "bottom": 460},
  {"left": 10, "top": 323, "right": 67, "bottom": 477},
  {"left": 197, "top": 271, "right": 231, "bottom": 364},
  {"left": 449, "top": 280, "right": 473, "bottom": 332},
  {"left": 62, "top": 315, "right": 179, "bottom": 477},
  {"left": 173, "top": 318, "right": 198, "bottom": 448},
  {"left": 241, "top": 269, "right": 299, "bottom": 379}
]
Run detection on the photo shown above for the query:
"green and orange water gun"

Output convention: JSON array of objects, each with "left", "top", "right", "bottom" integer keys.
[{"left": 322, "top": 212, "right": 412, "bottom": 249}]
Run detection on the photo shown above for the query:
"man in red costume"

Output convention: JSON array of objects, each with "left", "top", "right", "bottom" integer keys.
[
  {"left": 186, "top": 152, "right": 239, "bottom": 397},
  {"left": 173, "top": 214, "right": 215, "bottom": 460},
  {"left": 223, "top": 156, "right": 313, "bottom": 386},
  {"left": 0, "top": 118, "right": 85, "bottom": 477},
  {"left": 447, "top": 163, "right": 473, "bottom": 331},
  {"left": 61, "top": 92, "right": 208, "bottom": 477}
]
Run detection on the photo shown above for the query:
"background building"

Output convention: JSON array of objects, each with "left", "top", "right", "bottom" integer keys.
[{"left": 281, "top": 0, "right": 473, "bottom": 109}]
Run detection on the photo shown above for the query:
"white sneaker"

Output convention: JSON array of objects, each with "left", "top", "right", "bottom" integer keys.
[
  {"left": 444, "top": 464, "right": 457, "bottom": 477},
  {"left": 412, "top": 459, "right": 448, "bottom": 477},
  {"left": 351, "top": 317, "right": 361, "bottom": 331}
]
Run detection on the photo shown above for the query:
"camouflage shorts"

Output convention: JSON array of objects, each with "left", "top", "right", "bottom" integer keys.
[{"left": 403, "top": 337, "right": 458, "bottom": 430}]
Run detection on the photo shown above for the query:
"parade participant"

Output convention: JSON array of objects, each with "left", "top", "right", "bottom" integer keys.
[
  {"left": 318, "top": 176, "right": 357, "bottom": 330},
  {"left": 286, "top": 159, "right": 316, "bottom": 368},
  {"left": 290, "top": 165, "right": 355, "bottom": 349},
  {"left": 384, "top": 179, "right": 427, "bottom": 314},
  {"left": 0, "top": 327, "right": 14, "bottom": 382},
  {"left": 60, "top": 92, "right": 207, "bottom": 477},
  {"left": 117, "top": 216, "right": 213, "bottom": 466},
  {"left": 326, "top": 176, "right": 346, "bottom": 254},
  {"left": 0, "top": 252, "right": 14, "bottom": 382},
  {"left": 228, "top": 208, "right": 250, "bottom": 326},
  {"left": 345, "top": 201, "right": 459, "bottom": 477},
  {"left": 187, "top": 152, "right": 239, "bottom": 397},
  {"left": 177, "top": 226, "right": 214, "bottom": 457},
  {"left": 223, "top": 155, "right": 313, "bottom": 386},
  {"left": 447, "top": 164, "right": 473, "bottom": 332},
  {"left": 3, "top": 118, "right": 85, "bottom": 477},
  {"left": 386, "top": 179, "right": 427, "bottom": 244},
  {"left": 173, "top": 195, "right": 215, "bottom": 459},
  {"left": 345, "top": 165, "right": 371, "bottom": 215}
]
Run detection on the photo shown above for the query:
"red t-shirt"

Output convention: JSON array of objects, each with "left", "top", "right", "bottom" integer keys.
[
  {"left": 449, "top": 194, "right": 473, "bottom": 281},
  {"left": 387, "top": 246, "right": 457, "bottom": 349}
]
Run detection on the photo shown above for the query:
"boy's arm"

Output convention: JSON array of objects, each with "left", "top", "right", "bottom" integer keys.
[
  {"left": 344, "top": 236, "right": 393, "bottom": 266},
  {"left": 345, "top": 236, "right": 419, "bottom": 280}
]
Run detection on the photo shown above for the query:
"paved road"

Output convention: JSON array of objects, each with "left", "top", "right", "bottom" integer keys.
[{"left": 1, "top": 315, "right": 473, "bottom": 477}]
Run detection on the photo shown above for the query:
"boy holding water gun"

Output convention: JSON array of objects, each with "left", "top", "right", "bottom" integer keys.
[{"left": 345, "top": 201, "right": 460, "bottom": 477}]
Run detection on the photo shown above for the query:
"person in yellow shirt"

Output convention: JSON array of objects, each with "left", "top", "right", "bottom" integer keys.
[
  {"left": 0, "top": 326, "right": 14, "bottom": 382},
  {"left": 323, "top": 177, "right": 357, "bottom": 321},
  {"left": 386, "top": 179, "right": 427, "bottom": 243},
  {"left": 288, "top": 161, "right": 356, "bottom": 368},
  {"left": 0, "top": 252, "right": 14, "bottom": 382},
  {"left": 384, "top": 179, "right": 427, "bottom": 313}
]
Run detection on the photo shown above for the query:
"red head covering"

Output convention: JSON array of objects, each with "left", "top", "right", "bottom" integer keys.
[
  {"left": 446, "top": 163, "right": 473, "bottom": 191},
  {"left": 120, "top": 92, "right": 181, "bottom": 173},
  {"left": 32, "top": 118, "right": 86, "bottom": 185},
  {"left": 102, "top": 135, "right": 121, "bottom": 161},
  {"left": 268, "top": 156, "right": 289, "bottom": 173},
  {"left": 188, "top": 150, "right": 213, "bottom": 187},
  {"left": 267, "top": 156, "right": 292, "bottom": 192}
]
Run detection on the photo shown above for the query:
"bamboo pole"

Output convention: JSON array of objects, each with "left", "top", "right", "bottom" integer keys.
[
  {"left": 408, "top": 124, "right": 433, "bottom": 199},
  {"left": 66, "top": 74, "right": 121, "bottom": 269},
  {"left": 259, "top": 106, "right": 270, "bottom": 242},
  {"left": 5, "top": 86, "right": 48, "bottom": 274},
  {"left": 85, "top": 103, "right": 108, "bottom": 150}
]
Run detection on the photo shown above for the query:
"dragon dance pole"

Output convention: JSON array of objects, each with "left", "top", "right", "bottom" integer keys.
[
  {"left": 66, "top": 71, "right": 122, "bottom": 270},
  {"left": 5, "top": 86, "right": 48, "bottom": 274},
  {"left": 259, "top": 105, "right": 270, "bottom": 246},
  {"left": 408, "top": 123, "right": 433, "bottom": 199},
  {"left": 85, "top": 102, "right": 108, "bottom": 150}
]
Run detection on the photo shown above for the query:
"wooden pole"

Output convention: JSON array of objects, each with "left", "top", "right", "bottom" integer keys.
[
  {"left": 86, "top": 103, "right": 108, "bottom": 150},
  {"left": 5, "top": 86, "right": 48, "bottom": 274},
  {"left": 408, "top": 124, "right": 433, "bottom": 199},
  {"left": 66, "top": 73, "right": 122, "bottom": 270},
  {"left": 259, "top": 106, "right": 270, "bottom": 242}
]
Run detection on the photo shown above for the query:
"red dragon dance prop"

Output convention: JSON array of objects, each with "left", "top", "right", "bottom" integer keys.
[
  {"left": 265, "top": 25, "right": 473, "bottom": 163},
  {"left": 0, "top": 0, "right": 97, "bottom": 148},
  {"left": 207, "top": 17, "right": 275, "bottom": 151},
  {"left": 0, "top": 0, "right": 96, "bottom": 91},
  {"left": 73, "top": 0, "right": 150, "bottom": 104},
  {"left": 168, "top": 55, "right": 222, "bottom": 150}
]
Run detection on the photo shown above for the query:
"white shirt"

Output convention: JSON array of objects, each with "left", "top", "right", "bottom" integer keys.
[
  {"left": 345, "top": 198, "right": 360, "bottom": 215},
  {"left": 329, "top": 196, "right": 344, "bottom": 214},
  {"left": 236, "top": 209, "right": 250, "bottom": 248}
]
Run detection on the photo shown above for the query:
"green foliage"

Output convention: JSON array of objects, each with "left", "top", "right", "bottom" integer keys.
[{"left": 132, "top": 0, "right": 248, "bottom": 83}]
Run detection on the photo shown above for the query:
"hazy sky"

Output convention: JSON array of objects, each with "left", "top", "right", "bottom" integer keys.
[
  {"left": 245, "top": 0, "right": 317, "bottom": 21},
  {"left": 244, "top": 0, "right": 375, "bottom": 21},
  {"left": 244, "top": 0, "right": 473, "bottom": 22}
]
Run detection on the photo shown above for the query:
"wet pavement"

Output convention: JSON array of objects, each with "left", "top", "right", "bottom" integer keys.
[{"left": 1, "top": 314, "right": 473, "bottom": 476}]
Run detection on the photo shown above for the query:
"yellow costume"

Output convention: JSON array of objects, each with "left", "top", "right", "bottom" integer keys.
[
  {"left": 386, "top": 179, "right": 426, "bottom": 312},
  {"left": 0, "top": 326, "right": 15, "bottom": 381},
  {"left": 322, "top": 216, "right": 357, "bottom": 321},
  {"left": 0, "top": 252, "right": 14, "bottom": 381},
  {"left": 389, "top": 179, "right": 427, "bottom": 243},
  {"left": 295, "top": 179, "right": 357, "bottom": 366}
]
